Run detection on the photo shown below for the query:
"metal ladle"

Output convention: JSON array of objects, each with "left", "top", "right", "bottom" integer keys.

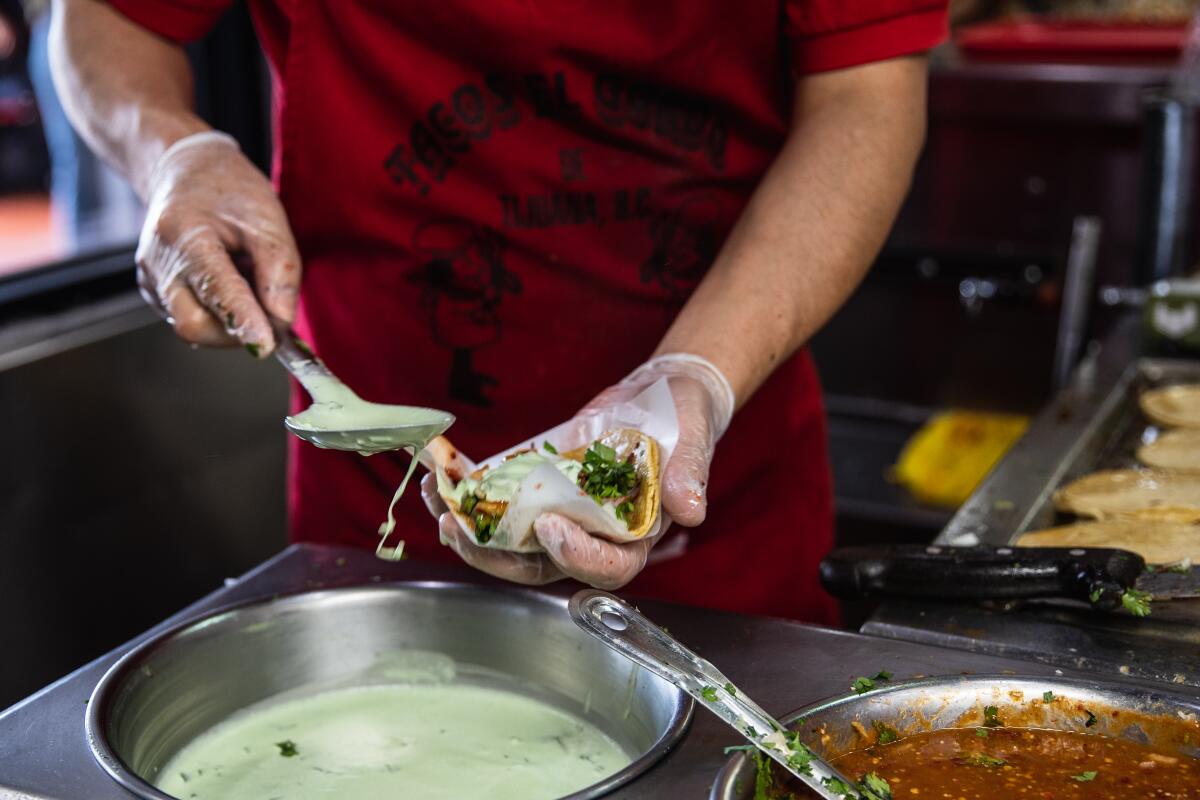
[
  {"left": 570, "top": 589, "right": 874, "bottom": 800},
  {"left": 273, "top": 325, "right": 454, "bottom": 456}
]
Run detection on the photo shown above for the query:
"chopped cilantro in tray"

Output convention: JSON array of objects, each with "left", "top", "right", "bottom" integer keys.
[{"left": 851, "top": 670, "right": 892, "bottom": 695}]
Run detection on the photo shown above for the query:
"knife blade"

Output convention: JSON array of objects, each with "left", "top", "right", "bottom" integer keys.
[{"left": 819, "top": 545, "right": 1200, "bottom": 611}]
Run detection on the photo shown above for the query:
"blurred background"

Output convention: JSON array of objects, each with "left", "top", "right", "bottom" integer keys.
[{"left": 2, "top": 0, "right": 1200, "bottom": 708}]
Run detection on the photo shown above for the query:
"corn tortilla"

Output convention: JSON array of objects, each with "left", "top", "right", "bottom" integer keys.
[
  {"left": 1137, "top": 429, "right": 1200, "bottom": 473},
  {"left": 1053, "top": 468, "right": 1200, "bottom": 522},
  {"left": 1140, "top": 384, "right": 1200, "bottom": 429},
  {"left": 1017, "top": 520, "right": 1200, "bottom": 565}
]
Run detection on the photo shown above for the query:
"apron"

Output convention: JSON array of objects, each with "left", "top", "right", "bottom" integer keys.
[
  {"left": 268, "top": 1, "right": 838, "bottom": 624},
  {"left": 108, "top": 0, "right": 956, "bottom": 626}
]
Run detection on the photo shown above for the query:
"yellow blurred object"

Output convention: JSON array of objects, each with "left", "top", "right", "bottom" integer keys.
[{"left": 892, "top": 411, "right": 1030, "bottom": 509}]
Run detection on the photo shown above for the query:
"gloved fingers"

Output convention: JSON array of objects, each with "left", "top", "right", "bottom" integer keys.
[
  {"left": 237, "top": 213, "right": 302, "bottom": 325},
  {"left": 660, "top": 378, "right": 715, "bottom": 527},
  {"left": 138, "top": 132, "right": 298, "bottom": 354},
  {"left": 534, "top": 512, "right": 652, "bottom": 590},
  {"left": 420, "top": 471, "right": 448, "bottom": 519},
  {"left": 622, "top": 353, "right": 736, "bottom": 439},
  {"left": 136, "top": 241, "right": 234, "bottom": 349},
  {"left": 135, "top": 265, "right": 171, "bottom": 323},
  {"left": 180, "top": 228, "right": 275, "bottom": 353},
  {"left": 137, "top": 216, "right": 273, "bottom": 352},
  {"left": 160, "top": 283, "right": 240, "bottom": 348},
  {"left": 439, "top": 513, "right": 565, "bottom": 585}
]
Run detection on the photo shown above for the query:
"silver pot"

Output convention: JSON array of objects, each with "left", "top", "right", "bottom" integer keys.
[
  {"left": 86, "top": 582, "right": 693, "bottom": 800},
  {"left": 710, "top": 674, "right": 1200, "bottom": 800}
]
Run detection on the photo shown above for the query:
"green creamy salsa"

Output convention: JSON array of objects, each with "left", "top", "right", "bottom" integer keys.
[
  {"left": 156, "top": 683, "right": 630, "bottom": 800},
  {"left": 443, "top": 452, "right": 583, "bottom": 505}
]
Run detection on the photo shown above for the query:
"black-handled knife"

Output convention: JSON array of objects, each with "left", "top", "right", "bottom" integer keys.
[{"left": 819, "top": 545, "right": 1199, "bottom": 611}]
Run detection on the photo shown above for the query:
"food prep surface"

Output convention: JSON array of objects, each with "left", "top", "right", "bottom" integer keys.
[
  {"left": 0, "top": 543, "right": 1115, "bottom": 800},
  {"left": 868, "top": 321, "right": 1200, "bottom": 688}
]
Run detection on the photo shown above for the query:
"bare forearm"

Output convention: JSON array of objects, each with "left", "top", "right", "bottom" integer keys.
[
  {"left": 655, "top": 55, "right": 929, "bottom": 408},
  {"left": 50, "top": 0, "right": 208, "bottom": 197}
]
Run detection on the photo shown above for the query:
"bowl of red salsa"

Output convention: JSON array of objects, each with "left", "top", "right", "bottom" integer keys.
[{"left": 710, "top": 675, "right": 1200, "bottom": 800}]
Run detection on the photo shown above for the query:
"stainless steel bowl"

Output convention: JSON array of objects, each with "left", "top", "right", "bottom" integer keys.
[
  {"left": 86, "top": 582, "right": 693, "bottom": 800},
  {"left": 710, "top": 674, "right": 1200, "bottom": 800}
]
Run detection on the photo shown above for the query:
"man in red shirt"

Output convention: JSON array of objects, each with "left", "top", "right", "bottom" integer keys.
[{"left": 52, "top": 1, "right": 946, "bottom": 623}]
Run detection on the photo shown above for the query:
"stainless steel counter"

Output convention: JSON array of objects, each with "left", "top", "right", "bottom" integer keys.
[{"left": 0, "top": 543, "right": 1106, "bottom": 800}]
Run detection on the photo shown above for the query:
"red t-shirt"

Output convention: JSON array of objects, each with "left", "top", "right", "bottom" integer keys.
[{"left": 110, "top": 0, "right": 946, "bottom": 623}]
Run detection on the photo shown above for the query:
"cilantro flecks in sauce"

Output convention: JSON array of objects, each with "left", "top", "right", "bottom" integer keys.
[
  {"left": 778, "top": 727, "right": 1199, "bottom": 799},
  {"left": 157, "top": 683, "right": 629, "bottom": 800}
]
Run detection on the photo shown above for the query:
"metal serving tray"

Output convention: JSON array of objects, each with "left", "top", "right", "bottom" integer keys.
[
  {"left": 86, "top": 584, "right": 693, "bottom": 800},
  {"left": 865, "top": 338, "right": 1200, "bottom": 688},
  {"left": 937, "top": 356, "right": 1200, "bottom": 548},
  {"left": 710, "top": 674, "right": 1200, "bottom": 800}
]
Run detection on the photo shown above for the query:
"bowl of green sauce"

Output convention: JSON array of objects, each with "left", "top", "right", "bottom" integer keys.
[{"left": 86, "top": 583, "right": 693, "bottom": 800}]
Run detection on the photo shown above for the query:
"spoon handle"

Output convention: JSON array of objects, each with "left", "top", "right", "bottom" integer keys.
[
  {"left": 569, "top": 590, "right": 860, "bottom": 800},
  {"left": 271, "top": 323, "right": 346, "bottom": 403}
]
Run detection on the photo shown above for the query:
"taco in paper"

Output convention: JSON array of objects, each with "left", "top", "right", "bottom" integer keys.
[{"left": 435, "top": 428, "right": 661, "bottom": 552}]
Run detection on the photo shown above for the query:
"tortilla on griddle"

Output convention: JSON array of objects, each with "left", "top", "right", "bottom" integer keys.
[
  {"left": 437, "top": 428, "right": 660, "bottom": 552},
  {"left": 1053, "top": 468, "right": 1200, "bottom": 522},
  {"left": 1138, "top": 429, "right": 1200, "bottom": 473},
  {"left": 1140, "top": 384, "right": 1200, "bottom": 429},
  {"left": 1016, "top": 520, "right": 1200, "bottom": 565}
]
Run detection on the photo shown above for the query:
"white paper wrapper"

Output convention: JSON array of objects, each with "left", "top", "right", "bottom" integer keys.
[{"left": 437, "top": 378, "right": 679, "bottom": 552}]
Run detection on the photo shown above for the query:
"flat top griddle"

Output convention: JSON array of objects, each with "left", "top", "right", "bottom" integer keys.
[{"left": 867, "top": 318, "right": 1200, "bottom": 689}]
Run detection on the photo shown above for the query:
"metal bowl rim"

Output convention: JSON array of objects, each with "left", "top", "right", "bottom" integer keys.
[
  {"left": 86, "top": 580, "right": 694, "bottom": 800},
  {"left": 708, "top": 672, "right": 1200, "bottom": 800}
]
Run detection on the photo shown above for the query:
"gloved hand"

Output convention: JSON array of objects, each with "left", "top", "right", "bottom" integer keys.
[
  {"left": 136, "top": 131, "right": 302, "bottom": 355},
  {"left": 422, "top": 353, "right": 736, "bottom": 589}
]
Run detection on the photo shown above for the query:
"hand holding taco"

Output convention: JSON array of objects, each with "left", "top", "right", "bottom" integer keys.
[
  {"left": 436, "top": 428, "right": 661, "bottom": 552},
  {"left": 420, "top": 354, "right": 734, "bottom": 589}
]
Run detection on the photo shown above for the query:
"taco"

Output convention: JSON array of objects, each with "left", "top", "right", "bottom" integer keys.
[{"left": 435, "top": 428, "right": 661, "bottom": 552}]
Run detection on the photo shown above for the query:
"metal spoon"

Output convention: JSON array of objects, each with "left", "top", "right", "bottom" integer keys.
[
  {"left": 272, "top": 325, "right": 454, "bottom": 456},
  {"left": 569, "top": 589, "right": 876, "bottom": 800}
]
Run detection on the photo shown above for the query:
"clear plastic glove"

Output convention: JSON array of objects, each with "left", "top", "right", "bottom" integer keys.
[
  {"left": 136, "top": 131, "right": 301, "bottom": 355},
  {"left": 421, "top": 354, "right": 736, "bottom": 589}
]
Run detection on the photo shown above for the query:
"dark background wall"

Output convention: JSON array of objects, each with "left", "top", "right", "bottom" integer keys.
[{"left": 0, "top": 316, "right": 287, "bottom": 709}]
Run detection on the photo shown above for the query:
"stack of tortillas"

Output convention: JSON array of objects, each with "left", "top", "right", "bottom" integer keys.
[{"left": 1016, "top": 383, "right": 1200, "bottom": 565}]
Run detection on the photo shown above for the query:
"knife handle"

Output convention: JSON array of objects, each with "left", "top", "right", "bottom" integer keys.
[{"left": 819, "top": 545, "right": 1146, "bottom": 610}]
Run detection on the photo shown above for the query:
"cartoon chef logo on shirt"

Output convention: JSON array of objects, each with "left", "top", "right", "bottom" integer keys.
[
  {"left": 641, "top": 194, "right": 723, "bottom": 299},
  {"left": 408, "top": 219, "right": 522, "bottom": 407}
]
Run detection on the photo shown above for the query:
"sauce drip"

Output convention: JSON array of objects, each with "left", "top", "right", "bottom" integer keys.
[
  {"left": 376, "top": 449, "right": 420, "bottom": 560},
  {"left": 284, "top": 370, "right": 452, "bottom": 560}
]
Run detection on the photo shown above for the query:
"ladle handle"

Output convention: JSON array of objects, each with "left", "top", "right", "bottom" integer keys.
[
  {"left": 568, "top": 590, "right": 862, "bottom": 800},
  {"left": 271, "top": 322, "right": 347, "bottom": 404}
]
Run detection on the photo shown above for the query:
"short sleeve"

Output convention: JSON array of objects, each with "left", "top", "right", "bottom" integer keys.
[
  {"left": 107, "top": 0, "right": 236, "bottom": 43},
  {"left": 786, "top": 1, "right": 949, "bottom": 75}
]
